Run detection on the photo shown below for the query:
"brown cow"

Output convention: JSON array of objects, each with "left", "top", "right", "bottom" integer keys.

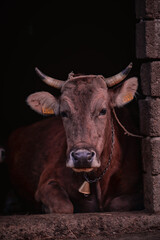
[{"left": 6, "top": 63, "right": 143, "bottom": 213}]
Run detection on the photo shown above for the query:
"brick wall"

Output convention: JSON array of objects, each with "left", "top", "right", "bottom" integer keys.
[{"left": 136, "top": 0, "right": 160, "bottom": 212}]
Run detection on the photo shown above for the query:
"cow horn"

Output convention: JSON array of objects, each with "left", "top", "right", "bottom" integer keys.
[
  {"left": 35, "top": 67, "right": 64, "bottom": 89},
  {"left": 105, "top": 62, "right": 133, "bottom": 87}
]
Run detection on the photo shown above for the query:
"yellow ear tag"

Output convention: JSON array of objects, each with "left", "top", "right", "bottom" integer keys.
[
  {"left": 42, "top": 107, "right": 54, "bottom": 115},
  {"left": 123, "top": 92, "right": 133, "bottom": 103},
  {"left": 79, "top": 181, "right": 90, "bottom": 195}
]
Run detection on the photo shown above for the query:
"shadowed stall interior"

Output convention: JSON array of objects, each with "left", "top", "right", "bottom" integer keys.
[{"left": 0, "top": 0, "right": 141, "bottom": 214}]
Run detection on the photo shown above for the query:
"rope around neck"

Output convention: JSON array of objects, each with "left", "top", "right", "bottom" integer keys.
[
  {"left": 112, "top": 108, "right": 143, "bottom": 139},
  {"left": 83, "top": 108, "right": 142, "bottom": 185}
]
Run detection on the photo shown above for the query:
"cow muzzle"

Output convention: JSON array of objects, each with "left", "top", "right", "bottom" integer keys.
[{"left": 66, "top": 148, "right": 100, "bottom": 172}]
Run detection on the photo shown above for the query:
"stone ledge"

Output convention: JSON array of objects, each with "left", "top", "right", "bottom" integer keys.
[{"left": 0, "top": 212, "right": 160, "bottom": 240}]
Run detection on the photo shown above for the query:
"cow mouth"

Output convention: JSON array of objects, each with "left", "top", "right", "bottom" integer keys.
[{"left": 72, "top": 168, "right": 93, "bottom": 173}]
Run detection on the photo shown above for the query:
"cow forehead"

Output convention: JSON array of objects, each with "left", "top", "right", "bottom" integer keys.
[
  {"left": 60, "top": 76, "right": 109, "bottom": 112},
  {"left": 61, "top": 75, "right": 107, "bottom": 95}
]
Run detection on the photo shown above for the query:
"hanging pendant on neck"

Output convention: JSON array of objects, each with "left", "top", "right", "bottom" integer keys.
[{"left": 79, "top": 181, "right": 90, "bottom": 195}]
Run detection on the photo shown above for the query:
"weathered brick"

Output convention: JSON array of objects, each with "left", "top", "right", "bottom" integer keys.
[
  {"left": 142, "top": 137, "right": 160, "bottom": 175},
  {"left": 140, "top": 62, "right": 160, "bottom": 96},
  {"left": 136, "top": 0, "right": 160, "bottom": 19},
  {"left": 143, "top": 173, "right": 160, "bottom": 212},
  {"left": 136, "top": 20, "right": 160, "bottom": 59},
  {"left": 139, "top": 98, "right": 160, "bottom": 136}
]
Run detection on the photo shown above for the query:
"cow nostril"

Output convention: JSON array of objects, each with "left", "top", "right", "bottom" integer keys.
[
  {"left": 71, "top": 151, "right": 78, "bottom": 161},
  {"left": 87, "top": 151, "right": 95, "bottom": 162}
]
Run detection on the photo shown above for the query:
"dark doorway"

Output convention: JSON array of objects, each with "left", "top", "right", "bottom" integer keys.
[
  {"left": 0, "top": 0, "right": 138, "bottom": 213},
  {"left": 1, "top": 0, "right": 136, "bottom": 142}
]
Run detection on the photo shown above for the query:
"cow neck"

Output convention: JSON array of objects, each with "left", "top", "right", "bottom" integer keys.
[{"left": 83, "top": 118, "right": 115, "bottom": 184}]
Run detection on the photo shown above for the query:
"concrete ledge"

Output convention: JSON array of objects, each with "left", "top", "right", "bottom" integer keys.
[{"left": 1, "top": 212, "right": 160, "bottom": 239}]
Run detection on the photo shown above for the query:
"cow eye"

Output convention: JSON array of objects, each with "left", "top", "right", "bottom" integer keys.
[
  {"left": 60, "top": 111, "right": 68, "bottom": 118},
  {"left": 99, "top": 108, "right": 107, "bottom": 116}
]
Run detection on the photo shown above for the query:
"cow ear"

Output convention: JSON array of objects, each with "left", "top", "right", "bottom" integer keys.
[
  {"left": 110, "top": 77, "right": 138, "bottom": 107},
  {"left": 26, "top": 91, "right": 59, "bottom": 115}
]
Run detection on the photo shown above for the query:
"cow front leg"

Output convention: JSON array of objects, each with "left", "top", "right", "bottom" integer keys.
[{"left": 35, "top": 179, "right": 73, "bottom": 213}]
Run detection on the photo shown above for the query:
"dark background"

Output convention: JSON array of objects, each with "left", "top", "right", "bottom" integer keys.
[
  {"left": 1, "top": 0, "right": 136, "bottom": 145},
  {"left": 0, "top": 0, "right": 141, "bottom": 214}
]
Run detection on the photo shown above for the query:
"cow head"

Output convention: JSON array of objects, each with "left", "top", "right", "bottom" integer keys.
[{"left": 27, "top": 63, "right": 138, "bottom": 172}]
